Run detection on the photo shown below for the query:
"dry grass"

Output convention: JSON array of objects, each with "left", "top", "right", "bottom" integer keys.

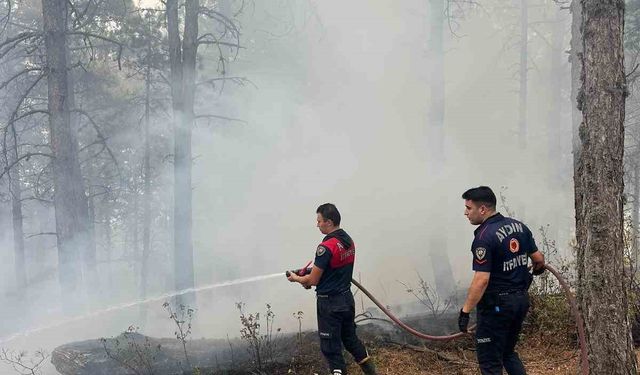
[
  {"left": 211, "top": 331, "right": 640, "bottom": 374},
  {"left": 340, "top": 337, "right": 639, "bottom": 375}
]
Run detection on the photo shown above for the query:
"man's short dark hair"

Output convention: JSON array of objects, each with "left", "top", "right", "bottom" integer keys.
[
  {"left": 317, "top": 203, "right": 341, "bottom": 226},
  {"left": 462, "top": 186, "right": 497, "bottom": 209}
]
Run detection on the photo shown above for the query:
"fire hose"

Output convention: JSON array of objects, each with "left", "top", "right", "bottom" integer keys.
[{"left": 288, "top": 264, "right": 589, "bottom": 375}]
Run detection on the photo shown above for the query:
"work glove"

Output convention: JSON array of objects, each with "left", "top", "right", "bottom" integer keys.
[
  {"left": 458, "top": 309, "right": 470, "bottom": 333},
  {"left": 532, "top": 266, "right": 546, "bottom": 276}
]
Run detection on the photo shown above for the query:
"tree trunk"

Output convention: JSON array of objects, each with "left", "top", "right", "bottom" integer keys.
[
  {"left": 82, "top": 151, "right": 98, "bottom": 307},
  {"left": 86, "top": 187, "right": 98, "bottom": 299},
  {"left": 548, "top": 9, "right": 564, "bottom": 185},
  {"left": 104, "top": 201, "right": 114, "bottom": 298},
  {"left": 167, "top": 0, "right": 197, "bottom": 304},
  {"left": 9, "top": 129, "right": 26, "bottom": 289},
  {"left": 425, "top": 0, "right": 455, "bottom": 298},
  {"left": 2, "top": 23, "right": 28, "bottom": 291},
  {"left": 575, "top": 1, "right": 637, "bottom": 373},
  {"left": 132, "top": 186, "right": 139, "bottom": 273},
  {"left": 42, "top": 0, "right": 90, "bottom": 310},
  {"left": 178, "top": 0, "right": 198, "bottom": 302},
  {"left": 633, "top": 161, "right": 640, "bottom": 274},
  {"left": 0, "top": 21, "right": 27, "bottom": 292},
  {"left": 141, "top": 48, "right": 152, "bottom": 302},
  {"left": 166, "top": 0, "right": 184, "bottom": 302},
  {"left": 570, "top": 0, "right": 583, "bottom": 168},
  {"left": 427, "top": 0, "right": 444, "bottom": 162},
  {"left": 428, "top": 238, "right": 454, "bottom": 297},
  {"left": 66, "top": 52, "right": 96, "bottom": 284},
  {"left": 139, "top": 52, "right": 153, "bottom": 325},
  {"left": 518, "top": 0, "right": 528, "bottom": 149}
]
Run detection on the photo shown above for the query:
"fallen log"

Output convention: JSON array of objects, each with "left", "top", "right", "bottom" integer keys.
[{"left": 51, "top": 331, "right": 300, "bottom": 375}]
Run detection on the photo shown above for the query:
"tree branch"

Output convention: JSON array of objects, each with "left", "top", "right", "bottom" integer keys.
[
  {"left": 0, "top": 31, "right": 41, "bottom": 61},
  {"left": 0, "top": 67, "right": 42, "bottom": 92},
  {"left": 0, "top": 348, "right": 49, "bottom": 375},
  {"left": 25, "top": 231, "right": 57, "bottom": 239},
  {"left": 67, "top": 32, "right": 124, "bottom": 69},
  {"left": 195, "top": 76, "right": 256, "bottom": 88},
  {"left": 5, "top": 109, "right": 48, "bottom": 128},
  {"left": 195, "top": 113, "right": 246, "bottom": 124},
  {"left": 196, "top": 37, "right": 243, "bottom": 49},
  {"left": 2, "top": 73, "right": 46, "bottom": 169},
  {"left": 71, "top": 108, "right": 121, "bottom": 174},
  {"left": 0, "top": 152, "right": 53, "bottom": 180}
]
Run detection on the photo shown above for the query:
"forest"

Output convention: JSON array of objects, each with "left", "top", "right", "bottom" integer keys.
[{"left": 0, "top": 0, "right": 638, "bottom": 374}]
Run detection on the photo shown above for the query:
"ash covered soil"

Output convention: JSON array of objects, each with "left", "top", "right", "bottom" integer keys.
[{"left": 50, "top": 311, "right": 624, "bottom": 375}]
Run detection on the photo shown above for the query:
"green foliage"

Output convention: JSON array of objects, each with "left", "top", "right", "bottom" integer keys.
[
  {"left": 525, "top": 225, "right": 577, "bottom": 346},
  {"left": 526, "top": 292, "right": 575, "bottom": 346}
]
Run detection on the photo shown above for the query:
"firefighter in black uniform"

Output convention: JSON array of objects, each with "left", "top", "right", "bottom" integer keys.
[
  {"left": 457, "top": 186, "right": 545, "bottom": 375},
  {"left": 287, "top": 203, "right": 377, "bottom": 375}
]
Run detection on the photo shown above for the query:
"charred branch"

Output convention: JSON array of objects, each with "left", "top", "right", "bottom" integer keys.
[{"left": 0, "top": 151, "right": 52, "bottom": 180}]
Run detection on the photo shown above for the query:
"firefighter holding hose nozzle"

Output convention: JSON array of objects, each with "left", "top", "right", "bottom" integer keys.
[
  {"left": 287, "top": 203, "right": 377, "bottom": 375},
  {"left": 458, "top": 186, "right": 546, "bottom": 375}
]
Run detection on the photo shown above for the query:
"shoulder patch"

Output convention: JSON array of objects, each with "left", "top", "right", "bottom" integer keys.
[
  {"left": 474, "top": 247, "right": 487, "bottom": 263},
  {"left": 317, "top": 245, "right": 327, "bottom": 257}
]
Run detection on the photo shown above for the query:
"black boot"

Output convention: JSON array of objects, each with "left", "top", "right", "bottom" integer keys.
[{"left": 359, "top": 358, "right": 377, "bottom": 375}]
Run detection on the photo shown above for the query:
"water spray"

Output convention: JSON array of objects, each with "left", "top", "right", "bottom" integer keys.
[{"left": 0, "top": 272, "right": 283, "bottom": 345}]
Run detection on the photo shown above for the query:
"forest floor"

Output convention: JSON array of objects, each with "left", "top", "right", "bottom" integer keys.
[
  {"left": 50, "top": 305, "right": 640, "bottom": 375},
  {"left": 207, "top": 332, "right": 640, "bottom": 375}
]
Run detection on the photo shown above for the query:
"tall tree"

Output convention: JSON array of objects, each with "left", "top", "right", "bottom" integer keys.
[
  {"left": 426, "top": 0, "right": 456, "bottom": 298},
  {"left": 167, "top": 0, "right": 198, "bottom": 302},
  {"left": 518, "top": 0, "right": 528, "bottom": 149},
  {"left": 42, "top": 0, "right": 92, "bottom": 308},
  {"left": 8, "top": 119, "right": 26, "bottom": 290},
  {"left": 574, "top": 0, "right": 638, "bottom": 373},
  {"left": 632, "top": 163, "right": 640, "bottom": 255},
  {"left": 0, "top": 46, "right": 28, "bottom": 290},
  {"left": 141, "top": 23, "right": 153, "bottom": 307},
  {"left": 165, "top": 0, "right": 241, "bottom": 303},
  {"left": 428, "top": 0, "right": 445, "bottom": 161}
]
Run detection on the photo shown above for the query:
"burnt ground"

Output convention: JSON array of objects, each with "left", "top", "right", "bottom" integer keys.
[
  {"left": 201, "top": 313, "right": 617, "bottom": 375},
  {"left": 206, "top": 334, "right": 639, "bottom": 375},
  {"left": 52, "top": 309, "right": 640, "bottom": 375}
]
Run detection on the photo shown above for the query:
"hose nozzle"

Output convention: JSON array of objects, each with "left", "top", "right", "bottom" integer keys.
[{"left": 285, "top": 267, "right": 313, "bottom": 278}]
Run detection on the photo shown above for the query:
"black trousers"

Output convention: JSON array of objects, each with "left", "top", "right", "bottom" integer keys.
[
  {"left": 316, "top": 291, "right": 368, "bottom": 373},
  {"left": 475, "top": 291, "right": 530, "bottom": 375}
]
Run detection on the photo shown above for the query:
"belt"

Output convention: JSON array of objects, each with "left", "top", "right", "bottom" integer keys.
[
  {"left": 496, "top": 289, "right": 527, "bottom": 296},
  {"left": 316, "top": 289, "right": 350, "bottom": 298}
]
